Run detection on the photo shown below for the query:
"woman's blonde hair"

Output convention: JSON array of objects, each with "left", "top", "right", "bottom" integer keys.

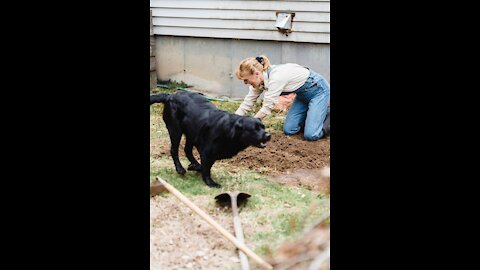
[{"left": 235, "top": 55, "right": 272, "bottom": 80}]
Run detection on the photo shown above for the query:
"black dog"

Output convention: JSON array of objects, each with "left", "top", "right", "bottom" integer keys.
[{"left": 150, "top": 92, "right": 271, "bottom": 188}]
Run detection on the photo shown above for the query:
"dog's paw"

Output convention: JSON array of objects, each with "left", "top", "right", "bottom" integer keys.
[
  {"left": 176, "top": 167, "right": 187, "bottom": 175},
  {"left": 187, "top": 163, "right": 202, "bottom": 172},
  {"left": 207, "top": 181, "right": 221, "bottom": 188}
]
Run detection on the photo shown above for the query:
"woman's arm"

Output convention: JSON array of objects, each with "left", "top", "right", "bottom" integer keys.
[
  {"left": 235, "top": 86, "right": 263, "bottom": 116},
  {"left": 257, "top": 76, "right": 288, "bottom": 117}
]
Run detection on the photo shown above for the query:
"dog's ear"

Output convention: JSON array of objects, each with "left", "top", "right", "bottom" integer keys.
[
  {"left": 234, "top": 118, "right": 243, "bottom": 130},
  {"left": 227, "top": 118, "right": 243, "bottom": 139}
]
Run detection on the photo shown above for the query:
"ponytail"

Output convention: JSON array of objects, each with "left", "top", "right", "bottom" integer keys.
[{"left": 236, "top": 55, "right": 272, "bottom": 80}]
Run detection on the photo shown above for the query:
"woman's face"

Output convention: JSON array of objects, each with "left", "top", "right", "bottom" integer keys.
[{"left": 242, "top": 71, "right": 264, "bottom": 89}]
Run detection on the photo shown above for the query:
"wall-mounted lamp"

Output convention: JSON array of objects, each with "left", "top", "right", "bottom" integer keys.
[{"left": 275, "top": 11, "right": 295, "bottom": 36}]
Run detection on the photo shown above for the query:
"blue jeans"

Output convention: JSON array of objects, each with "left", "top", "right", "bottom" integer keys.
[{"left": 283, "top": 70, "right": 330, "bottom": 141}]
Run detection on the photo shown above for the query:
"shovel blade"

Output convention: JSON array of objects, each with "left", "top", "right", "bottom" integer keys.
[{"left": 215, "top": 192, "right": 251, "bottom": 208}]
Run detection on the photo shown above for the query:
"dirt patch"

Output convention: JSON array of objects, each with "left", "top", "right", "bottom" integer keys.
[
  {"left": 269, "top": 168, "right": 330, "bottom": 194},
  {"left": 150, "top": 194, "right": 267, "bottom": 270},
  {"left": 221, "top": 132, "right": 329, "bottom": 174},
  {"left": 150, "top": 195, "right": 237, "bottom": 269}
]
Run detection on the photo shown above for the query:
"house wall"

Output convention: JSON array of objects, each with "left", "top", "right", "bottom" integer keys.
[
  {"left": 150, "top": 10, "right": 158, "bottom": 90},
  {"left": 151, "top": 0, "right": 330, "bottom": 98}
]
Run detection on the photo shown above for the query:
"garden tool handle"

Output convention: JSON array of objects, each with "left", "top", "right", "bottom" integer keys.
[
  {"left": 231, "top": 197, "right": 250, "bottom": 270},
  {"left": 156, "top": 177, "right": 273, "bottom": 270}
]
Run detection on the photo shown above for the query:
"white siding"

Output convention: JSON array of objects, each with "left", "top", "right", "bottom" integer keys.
[{"left": 150, "top": 0, "right": 330, "bottom": 43}]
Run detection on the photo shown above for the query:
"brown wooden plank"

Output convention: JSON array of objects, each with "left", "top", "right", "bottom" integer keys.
[{"left": 150, "top": 180, "right": 166, "bottom": 197}]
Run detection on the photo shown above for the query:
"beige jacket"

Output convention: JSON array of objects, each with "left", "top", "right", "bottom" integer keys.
[{"left": 235, "top": 63, "right": 309, "bottom": 116}]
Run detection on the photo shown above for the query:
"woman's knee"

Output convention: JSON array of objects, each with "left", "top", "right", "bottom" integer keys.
[
  {"left": 304, "top": 130, "right": 324, "bottom": 141},
  {"left": 283, "top": 124, "right": 300, "bottom": 135}
]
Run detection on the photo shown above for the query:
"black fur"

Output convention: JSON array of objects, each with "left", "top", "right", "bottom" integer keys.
[{"left": 150, "top": 92, "right": 271, "bottom": 188}]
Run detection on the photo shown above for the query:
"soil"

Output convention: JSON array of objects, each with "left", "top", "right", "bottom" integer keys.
[
  {"left": 220, "top": 132, "right": 330, "bottom": 193},
  {"left": 221, "top": 132, "right": 330, "bottom": 174},
  {"left": 150, "top": 195, "right": 237, "bottom": 269}
]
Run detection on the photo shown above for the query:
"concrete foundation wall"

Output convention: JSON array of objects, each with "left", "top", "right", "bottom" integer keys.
[{"left": 154, "top": 36, "right": 330, "bottom": 98}]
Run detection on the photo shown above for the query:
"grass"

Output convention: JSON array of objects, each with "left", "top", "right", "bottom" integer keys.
[
  {"left": 151, "top": 80, "right": 189, "bottom": 94},
  {"left": 150, "top": 82, "right": 330, "bottom": 259}
]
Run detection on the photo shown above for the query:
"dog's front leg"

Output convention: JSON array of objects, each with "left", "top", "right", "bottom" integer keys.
[
  {"left": 199, "top": 155, "right": 221, "bottom": 188},
  {"left": 172, "top": 155, "right": 186, "bottom": 175}
]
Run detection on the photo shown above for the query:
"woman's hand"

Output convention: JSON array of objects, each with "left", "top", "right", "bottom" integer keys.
[{"left": 254, "top": 111, "right": 267, "bottom": 120}]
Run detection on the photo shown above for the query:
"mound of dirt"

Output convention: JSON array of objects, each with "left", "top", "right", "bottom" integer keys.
[{"left": 222, "top": 132, "right": 330, "bottom": 175}]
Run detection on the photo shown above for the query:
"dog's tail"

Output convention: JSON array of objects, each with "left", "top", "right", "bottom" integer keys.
[{"left": 150, "top": 93, "right": 170, "bottom": 105}]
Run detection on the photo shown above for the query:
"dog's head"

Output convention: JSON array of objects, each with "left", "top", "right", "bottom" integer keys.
[{"left": 232, "top": 117, "right": 271, "bottom": 148}]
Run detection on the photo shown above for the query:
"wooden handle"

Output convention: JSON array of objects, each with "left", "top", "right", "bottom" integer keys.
[
  {"left": 157, "top": 177, "right": 273, "bottom": 270},
  {"left": 231, "top": 199, "right": 250, "bottom": 270}
]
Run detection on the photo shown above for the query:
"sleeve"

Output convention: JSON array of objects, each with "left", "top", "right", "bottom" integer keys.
[
  {"left": 259, "top": 76, "right": 288, "bottom": 116},
  {"left": 235, "top": 85, "right": 263, "bottom": 116}
]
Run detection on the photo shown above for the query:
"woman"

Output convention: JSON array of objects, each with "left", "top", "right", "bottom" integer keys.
[{"left": 235, "top": 55, "right": 330, "bottom": 141}]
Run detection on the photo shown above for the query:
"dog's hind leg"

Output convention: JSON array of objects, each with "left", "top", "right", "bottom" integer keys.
[
  {"left": 184, "top": 137, "right": 202, "bottom": 172},
  {"left": 166, "top": 125, "right": 186, "bottom": 175},
  {"left": 199, "top": 154, "right": 221, "bottom": 188}
]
